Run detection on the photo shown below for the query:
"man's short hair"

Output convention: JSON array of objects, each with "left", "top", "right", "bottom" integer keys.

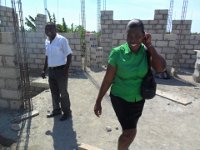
[
  {"left": 126, "top": 19, "right": 145, "bottom": 33},
  {"left": 45, "top": 22, "right": 56, "bottom": 29}
]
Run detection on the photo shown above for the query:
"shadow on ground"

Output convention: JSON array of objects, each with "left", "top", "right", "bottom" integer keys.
[
  {"left": 0, "top": 109, "right": 22, "bottom": 147},
  {"left": 45, "top": 117, "right": 78, "bottom": 150},
  {"left": 156, "top": 77, "right": 195, "bottom": 87}
]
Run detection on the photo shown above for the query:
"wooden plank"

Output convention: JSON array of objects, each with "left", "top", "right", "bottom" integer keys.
[
  {"left": 156, "top": 90, "right": 192, "bottom": 105},
  {"left": 78, "top": 143, "right": 102, "bottom": 150},
  {"left": 11, "top": 110, "right": 39, "bottom": 123}
]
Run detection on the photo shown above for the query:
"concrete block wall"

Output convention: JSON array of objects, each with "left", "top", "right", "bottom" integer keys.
[
  {"left": 60, "top": 33, "right": 82, "bottom": 71},
  {"left": 0, "top": 32, "right": 22, "bottom": 110},
  {"left": 171, "top": 20, "right": 200, "bottom": 68},
  {"left": 101, "top": 9, "right": 200, "bottom": 70},
  {"left": 85, "top": 33, "right": 103, "bottom": 68},
  {"left": 0, "top": 6, "right": 83, "bottom": 73},
  {"left": 111, "top": 33, "right": 176, "bottom": 69},
  {"left": 0, "top": 6, "right": 17, "bottom": 32},
  {"left": 25, "top": 32, "right": 82, "bottom": 73},
  {"left": 85, "top": 34, "right": 98, "bottom": 48},
  {"left": 101, "top": 9, "right": 168, "bottom": 64},
  {"left": 35, "top": 14, "right": 46, "bottom": 33},
  {"left": 86, "top": 47, "right": 103, "bottom": 68}
]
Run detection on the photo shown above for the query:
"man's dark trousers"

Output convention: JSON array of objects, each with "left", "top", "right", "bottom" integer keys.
[{"left": 48, "top": 68, "right": 71, "bottom": 115}]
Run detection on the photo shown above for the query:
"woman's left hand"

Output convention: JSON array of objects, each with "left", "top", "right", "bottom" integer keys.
[{"left": 143, "top": 32, "right": 152, "bottom": 48}]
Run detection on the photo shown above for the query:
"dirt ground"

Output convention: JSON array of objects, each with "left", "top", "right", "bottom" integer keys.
[{"left": 0, "top": 68, "right": 200, "bottom": 150}]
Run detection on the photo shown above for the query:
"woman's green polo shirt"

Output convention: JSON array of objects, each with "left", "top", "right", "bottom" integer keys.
[{"left": 108, "top": 43, "right": 148, "bottom": 102}]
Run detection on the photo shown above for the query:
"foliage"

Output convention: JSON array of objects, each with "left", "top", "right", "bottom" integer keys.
[
  {"left": 25, "top": 10, "right": 87, "bottom": 46},
  {"left": 25, "top": 15, "right": 36, "bottom": 31}
]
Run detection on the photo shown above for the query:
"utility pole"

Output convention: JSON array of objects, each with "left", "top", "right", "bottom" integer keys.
[
  {"left": 81, "top": 0, "right": 86, "bottom": 30},
  {"left": 97, "top": 0, "right": 101, "bottom": 32},
  {"left": 44, "top": 0, "right": 47, "bottom": 16},
  {"left": 167, "top": 0, "right": 174, "bottom": 33}
]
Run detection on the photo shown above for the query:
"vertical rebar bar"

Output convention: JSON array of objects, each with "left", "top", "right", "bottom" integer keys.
[{"left": 11, "top": 0, "right": 32, "bottom": 111}]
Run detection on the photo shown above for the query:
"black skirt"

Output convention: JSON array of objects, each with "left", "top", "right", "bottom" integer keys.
[{"left": 110, "top": 94, "right": 145, "bottom": 130}]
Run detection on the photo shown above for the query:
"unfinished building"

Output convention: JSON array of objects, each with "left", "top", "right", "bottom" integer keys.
[{"left": 0, "top": 5, "right": 200, "bottom": 110}]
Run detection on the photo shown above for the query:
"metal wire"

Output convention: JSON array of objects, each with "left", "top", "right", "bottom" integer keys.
[{"left": 11, "top": 0, "right": 32, "bottom": 111}]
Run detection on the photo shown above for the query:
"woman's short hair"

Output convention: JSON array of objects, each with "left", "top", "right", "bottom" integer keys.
[{"left": 126, "top": 19, "right": 145, "bottom": 33}]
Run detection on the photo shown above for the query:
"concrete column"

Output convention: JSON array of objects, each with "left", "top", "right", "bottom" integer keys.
[{"left": 0, "top": 32, "right": 22, "bottom": 110}]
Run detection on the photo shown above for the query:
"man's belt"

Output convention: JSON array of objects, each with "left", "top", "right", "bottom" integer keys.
[{"left": 49, "top": 65, "right": 65, "bottom": 70}]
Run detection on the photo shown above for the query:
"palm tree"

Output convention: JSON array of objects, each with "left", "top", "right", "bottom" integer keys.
[{"left": 25, "top": 15, "right": 36, "bottom": 31}]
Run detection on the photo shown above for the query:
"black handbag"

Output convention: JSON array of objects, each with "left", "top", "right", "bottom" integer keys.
[{"left": 141, "top": 50, "right": 157, "bottom": 99}]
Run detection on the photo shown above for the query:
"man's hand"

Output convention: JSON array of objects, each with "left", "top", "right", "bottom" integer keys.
[
  {"left": 41, "top": 71, "right": 46, "bottom": 79},
  {"left": 143, "top": 32, "right": 152, "bottom": 48},
  {"left": 94, "top": 101, "right": 102, "bottom": 117},
  {"left": 63, "top": 66, "right": 69, "bottom": 78}
]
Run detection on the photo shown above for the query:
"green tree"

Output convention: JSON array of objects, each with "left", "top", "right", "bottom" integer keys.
[
  {"left": 62, "top": 18, "right": 68, "bottom": 32},
  {"left": 53, "top": 13, "right": 56, "bottom": 24},
  {"left": 46, "top": 9, "right": 53, "bottom": 22},
  {"left": 25, "top": 15, "right": 36, "bottom": 31}
]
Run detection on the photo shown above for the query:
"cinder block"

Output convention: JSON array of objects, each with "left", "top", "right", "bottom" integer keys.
[
  {"left": 10, "top": 100, "right": 23, "bottom": 110},
  {"left": 164, "top": 34, "right": 177, "bottom": 41},
  {"left": 158, "top": 20, "right": 167, "bottom": 24},
  {"left": 154, "top": 24, "right": 163, "bottom": 29},
  {"left": 187, "top": 50, "right": 195, "bottom": 55},
  {"left": 29, "top": 54, "right": 38, "bottom": 59},
  {"left": 182, "top": 54, "right": 190, "bottom": 59},
  {"left": 162, "top": 48, "right": 175, "bottom": 54},
  {"left": 166, "top": 60, "right": 173, "bottom": 66},
  {"left": 186, "top": 59, "right": 195, "bottom": 64},
  {"left": 152, "top": 34, "right": 163, "bottom": 40},
  {"left": 189, "top": 40, "right": 199, "bottom": 45},
  {"left": 5, "top": 79, "right": 20, "bottom": 90},
  {"left": 185, "top": 45, "right": 194, "bottom": 49},
  {"left": 71, "top": 39, "right": 81, "bottom": 45},
  {"left": 4, "top": 56, "right": 17, "bottom": 67},
  {"left": 0, "top": 67, "right": 20, "bottom": 79},
  {"left": 0, "top": 32, "right": 15, "bottom": 44},
  {"left": 112, "top": 33, "right": 124, "bottom": 40},
  {"left": 194, "top": 45, "right": 200, "bottom": 49},
  {"left": 166, "top": 54, "right": 174, "bottom": 59},
  {"left": 0, "top": 44, "right": 17, "bottom": 56},
  {"left": 104, "top": 20, "right": 113, "bottom": 25},
  {"left": 0, "top": 79, "right": 5, "bottom": 88},
  {"left": 149, "top": 20, "right": 158, "bottom": 25},
  {"left": 169, "top": 41, "right": 176, "bottom": 47},
  {"left": 35, "top": 59, "right": 43, "bottom": 64},
  {"left": 1, "top": 89, "right": 21, "bottom": 99},
  {"left": 75, "top": 45, "right": 81, "bottom": 50},
  {"left": 156, "top": 41, "right": 168, "bottom": 47},
  {"left": 29, "top": 64, "right": 39, "bottom": 69},
  {"left": 72, "top": 61, "right": 82, "bottom": 67},
  {"left": 0, "top": 99, "right": 9, "bottom": 109}
]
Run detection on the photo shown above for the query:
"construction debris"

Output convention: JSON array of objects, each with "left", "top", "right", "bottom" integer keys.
[
  {"left": 156, "top": 90, "right": 192, "bottom": 105},
  {"left": 78, "top": 143, "right": 102, "bottom": 150},
  {"left": 11, "top": 110, "right": 39, "bottom": 123}
]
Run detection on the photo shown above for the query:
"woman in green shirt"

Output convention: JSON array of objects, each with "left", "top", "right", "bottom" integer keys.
[{"left": 94, "top": 19, "right": 166, "bottom": 150}]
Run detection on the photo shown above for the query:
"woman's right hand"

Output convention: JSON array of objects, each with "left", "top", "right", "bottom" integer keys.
[{"left": 94, "top": 101, "right": 102, "bottom": 117}]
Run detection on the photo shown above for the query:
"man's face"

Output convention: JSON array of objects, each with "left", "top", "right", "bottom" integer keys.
[
  {"left": 127, "top": 27, "right": 144, "bottom": 52},
  {"left": 45, "top": 25, "right": 56, "bottom": 39}
]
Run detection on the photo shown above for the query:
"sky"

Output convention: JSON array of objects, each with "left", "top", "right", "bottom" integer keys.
[{"left": 3, "top": 0, "right": 200, "bottom": 33}]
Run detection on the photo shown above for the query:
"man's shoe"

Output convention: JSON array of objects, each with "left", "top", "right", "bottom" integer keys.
[
  {"left": 47, "top": 109, "right": 61, "bottom": 118},
  {"left": 60, "top": 113, "right": 72, "bottom": 121}
]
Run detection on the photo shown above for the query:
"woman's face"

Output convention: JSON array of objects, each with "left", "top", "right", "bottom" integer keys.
[{"left": 127, "top": 27, "right": 144, "bottom": 53}]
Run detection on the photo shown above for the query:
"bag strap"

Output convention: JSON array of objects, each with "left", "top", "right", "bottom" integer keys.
[{"left": 145, "top": 48, "right": 151, "bottom": 70}]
